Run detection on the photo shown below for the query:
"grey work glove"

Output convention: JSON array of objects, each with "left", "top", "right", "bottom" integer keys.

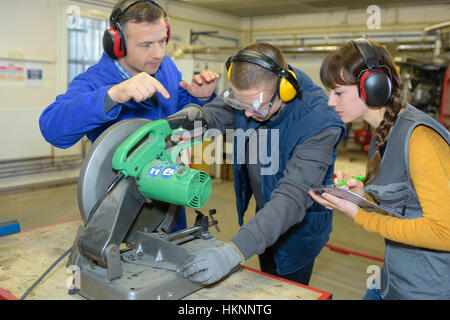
[
  {"left": 166, "top": 104, "right": 207, "bottom": 132},
  {"left": 182, "top": 243, "right": 243, "bottom": 285}
]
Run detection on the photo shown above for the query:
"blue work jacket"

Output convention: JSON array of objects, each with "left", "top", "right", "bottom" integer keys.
[
  {"left": 39, "top": 53, "right": 213, "bottom": 149},
  {"left": 233, "top": 67, "right": 345, "bottom": 275}
]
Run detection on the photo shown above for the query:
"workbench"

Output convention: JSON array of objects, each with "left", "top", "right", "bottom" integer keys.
[{"left": 0, "top": 219, "right": 331, "bottom": 300}]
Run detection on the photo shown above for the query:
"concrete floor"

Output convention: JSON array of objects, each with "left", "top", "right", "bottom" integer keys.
[{"left": 0, "top": 146, "right": 386, "bottom": 300}]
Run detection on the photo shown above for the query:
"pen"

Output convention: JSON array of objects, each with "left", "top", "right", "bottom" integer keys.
[{"left": 335, "top": 176, "right": 365, "bottom": 186}]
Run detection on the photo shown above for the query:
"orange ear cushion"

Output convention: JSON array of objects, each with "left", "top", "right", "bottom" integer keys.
[
  {"left": 165, "top": 21, "right": 171, "bottom": 44},
  {"left": 279, "top": 70, "right": 297, "bottom": 102}
]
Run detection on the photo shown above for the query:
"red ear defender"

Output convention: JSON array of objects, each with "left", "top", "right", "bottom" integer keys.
[
  {"left": 351, "top": 39, "right": 392, "bottom": 107},
  {"left": 358, "top": 68, "right": 391, "bottom": 107},
  {"left": 110, "top": 28, "right": 125, "bottom": 59},
  {"left": 165, "top": 21, "right": 171, "bottom": 44},
  {"left": 103, "top": 27, "right": 126, "bottom": 60}
]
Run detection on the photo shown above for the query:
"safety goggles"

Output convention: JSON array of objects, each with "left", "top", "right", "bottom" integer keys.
[{"left": 223, "top": 88, "right": 278, "bottom": 118}]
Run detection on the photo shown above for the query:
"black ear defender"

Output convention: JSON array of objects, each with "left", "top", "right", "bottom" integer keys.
[
  {"left": 102, "top": 0, "right": 171, "bottom": 60},
  {"left": 226, "top": 50, "right": 302, "bottom": 102},
  {"left": 351, "top": 38, "right": 392, "bottom": 107}
]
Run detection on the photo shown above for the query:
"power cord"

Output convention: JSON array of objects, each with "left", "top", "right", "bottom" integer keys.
[
  {"left": 19, "top": 173, "right": 125, "bottom": 300},
  {"left": 19, "top": 248, "right": 72, "bottom": 300}
]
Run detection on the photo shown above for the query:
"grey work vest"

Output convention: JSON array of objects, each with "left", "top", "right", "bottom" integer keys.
[{"left": 365, "top": 105, "right": 450, "bottom": 300}]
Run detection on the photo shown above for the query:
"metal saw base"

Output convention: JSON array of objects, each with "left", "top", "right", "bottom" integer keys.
[{"left": 75, "top": 238, "right": 226, "bottom": 300}]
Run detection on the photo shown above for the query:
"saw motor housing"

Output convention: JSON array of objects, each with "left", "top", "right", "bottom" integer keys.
[
  {"left": 67, "top": 118, "right": 223, "bottom": 300},
  {"left": 112, "top": 119, "right": 211, "bottom": 208}
]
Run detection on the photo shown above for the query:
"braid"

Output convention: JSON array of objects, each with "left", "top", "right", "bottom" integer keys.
[{"left": 364, "top": 90, "right": 406, "bottom": 184}]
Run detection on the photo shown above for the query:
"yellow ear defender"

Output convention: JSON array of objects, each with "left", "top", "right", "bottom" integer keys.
[
  {"left": 225, "top": 50, "right": 302, "bottom": 103},
  {"left": 279, "top": 70, "right": 298, "bottom": 102}
]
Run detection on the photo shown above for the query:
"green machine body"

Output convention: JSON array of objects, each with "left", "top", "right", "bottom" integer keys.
[
  {"left": 138, "top": 160, "right": 211, "bottom": 208},
  {"left": 112, "top": 119, "right": 211, "bottom": 209}
]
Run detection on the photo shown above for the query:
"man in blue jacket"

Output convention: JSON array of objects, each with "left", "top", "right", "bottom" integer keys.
[
  {"left": 178, "top": 42, "right": 345, "bottom": 285},
  {"left": 39, "top": 0, "right": 218, "bottom": 231}
]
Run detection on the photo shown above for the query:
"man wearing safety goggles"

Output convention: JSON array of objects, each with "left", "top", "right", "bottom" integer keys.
[
  {"left": 166, "top": 42, "right": 346, "bottom": 286},
  {"left": 223, "top": 87, "right": 280, "bottom": 119}
]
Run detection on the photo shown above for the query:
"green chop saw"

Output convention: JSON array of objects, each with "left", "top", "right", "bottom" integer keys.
[{"left": 67, "top": 117, "right": 224, "bottom": 300}]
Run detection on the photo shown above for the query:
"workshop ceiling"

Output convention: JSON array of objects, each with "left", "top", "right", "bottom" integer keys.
[
  {"left": 77, "top": 0, "right": 450, "bottom": 17},
  {"left": 170, "top": 0, "right": 450, "bottom": 17}
]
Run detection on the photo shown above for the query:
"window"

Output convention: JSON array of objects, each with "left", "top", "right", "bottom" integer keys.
[{"left": 67, "top": 14, "right": 107, "bottom": 85}]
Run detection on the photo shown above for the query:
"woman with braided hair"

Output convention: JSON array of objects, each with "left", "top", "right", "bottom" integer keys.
[{"left": 309, "top": 39, "right": 450, "bottom": 300}]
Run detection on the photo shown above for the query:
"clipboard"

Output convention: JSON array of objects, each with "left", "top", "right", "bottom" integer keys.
[{"left": 310, "top": 186, "right": 405, "bottom": 219}]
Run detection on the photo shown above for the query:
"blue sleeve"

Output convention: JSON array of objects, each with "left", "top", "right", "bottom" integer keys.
[{"left": 39, "top": 75, "right": 122, "bottom": 149}]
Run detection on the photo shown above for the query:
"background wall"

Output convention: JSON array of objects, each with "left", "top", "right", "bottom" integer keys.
[
  {"left": 0, "top": 0, "right": 448, "bottom": 188},
  {"left": 0, "top": 0, "right": 240, "bottom": 162},
  {"left": 241, "top": 4, "right": 450, "bottom": 85},
  {"left": 0, "top": 0, "right": 59, "bottom": 160}
]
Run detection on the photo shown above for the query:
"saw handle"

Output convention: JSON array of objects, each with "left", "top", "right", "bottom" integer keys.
[
  {"left": 166, "top": 104, "right": 207, "bottom": 132},
  {"left": 112, "top": 120, "right": 171, "bottom": 177},
  {"left": 112, "top": 119, "right": 206, "bottom": 178}
]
